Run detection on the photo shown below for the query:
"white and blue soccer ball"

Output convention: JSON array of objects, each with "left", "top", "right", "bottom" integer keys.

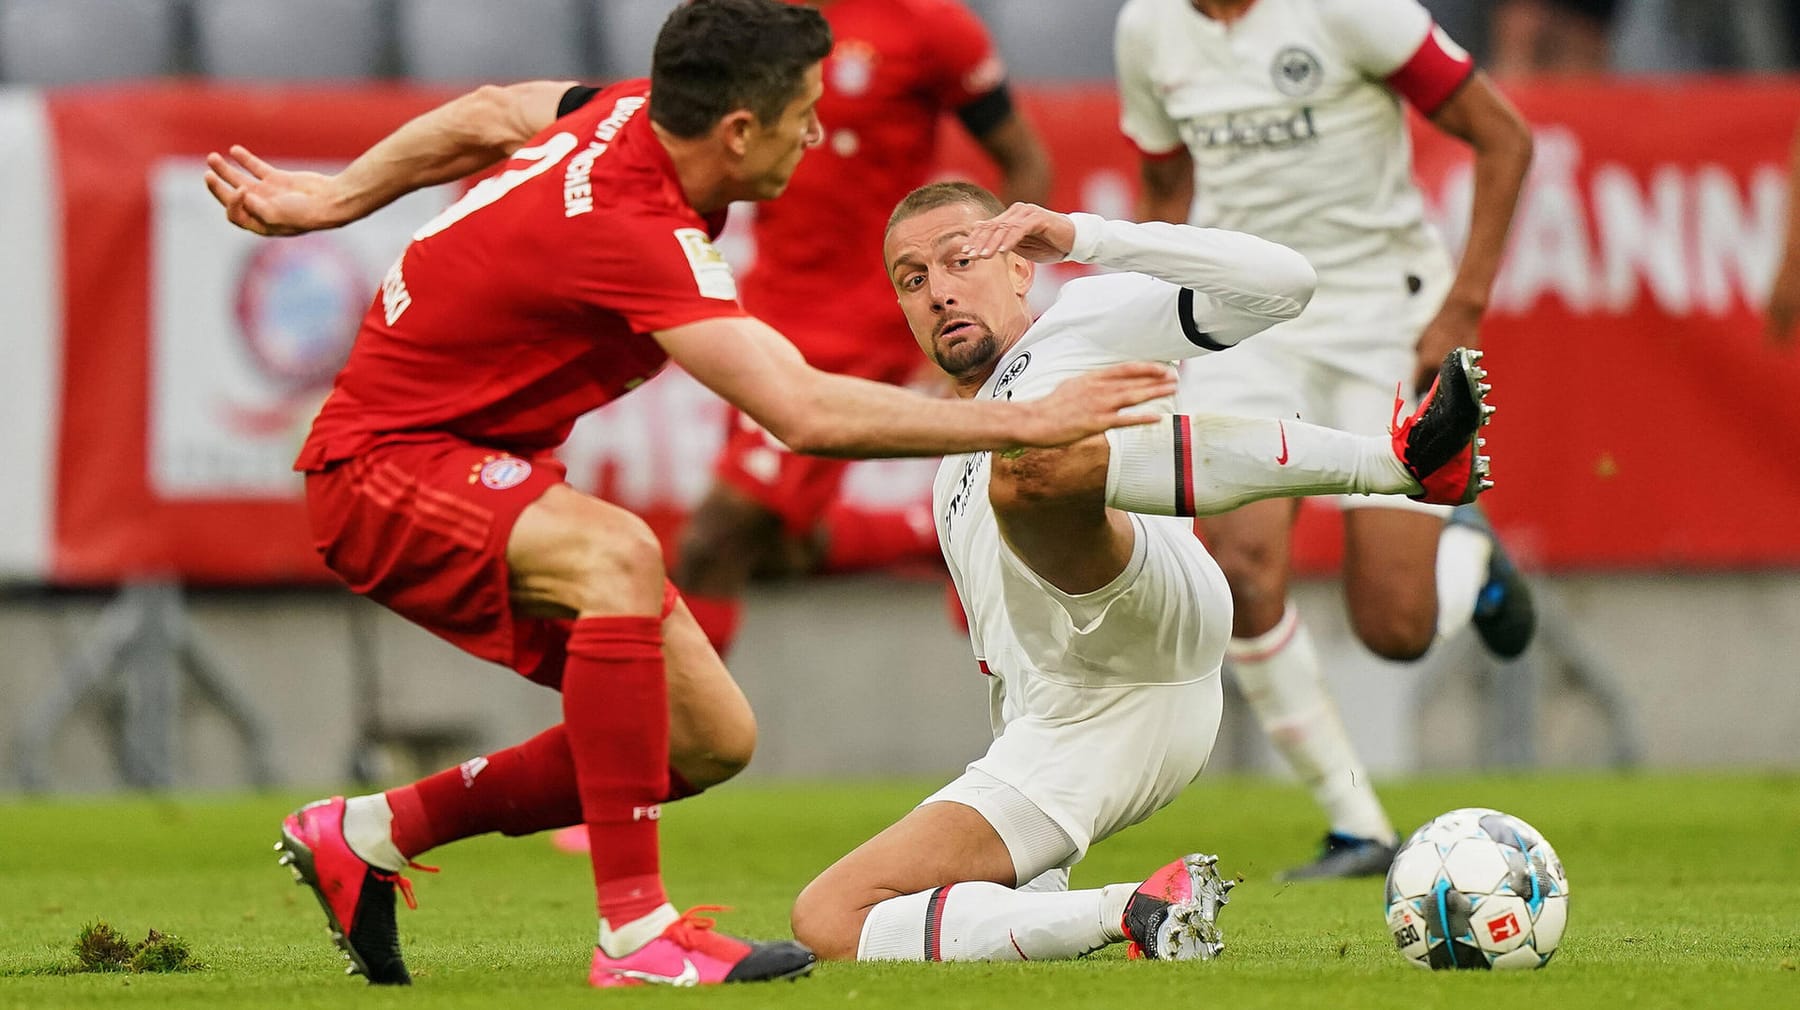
[{"left": 1383, "top": 807, "right": 1570, "bottom": 971}]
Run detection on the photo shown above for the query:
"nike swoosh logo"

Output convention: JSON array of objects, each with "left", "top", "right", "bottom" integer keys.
[
  {"left": 1276, "top": 421, "right": 1290, "bottom": 465},
  {"left": 613, "top": 958, "right": 700, "bottom": 986}
]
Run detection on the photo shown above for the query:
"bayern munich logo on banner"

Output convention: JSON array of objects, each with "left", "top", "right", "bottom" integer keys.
[
  {"left": 477, "top": 456, "right": 533, "bottom": 490},
  {"left": 232, "top": 234, "right": 364, "bottom": 389}
]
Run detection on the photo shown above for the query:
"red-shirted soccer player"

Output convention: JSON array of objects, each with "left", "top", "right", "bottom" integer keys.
[
  {"left": 202, "top": 0, "right": 1172, "bottom": 990},
  {"left": 672, "top": 0, "right": 1052, "bottom": 657}
]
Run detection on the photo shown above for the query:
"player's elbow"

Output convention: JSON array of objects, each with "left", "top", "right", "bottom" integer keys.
[
  {"left": 451, "top": 85, "right": 521, "bottom": 151},
  {"left": 1475, "top": 99, "right": 1534, "bottom": 170},
  {"left": 456, "top": 83, "right": 555, "bottom": 155},
  {"left": 1267, "top": 249, "right": 1317, "bottom": 322}
]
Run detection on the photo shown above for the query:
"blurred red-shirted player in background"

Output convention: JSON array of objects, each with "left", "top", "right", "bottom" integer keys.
[
  {"left": 201, "top": 0, "right": 1168, "bottom": 990},
  {"left": 672, "top": 0, "right": 1052, "bottom": 657}
]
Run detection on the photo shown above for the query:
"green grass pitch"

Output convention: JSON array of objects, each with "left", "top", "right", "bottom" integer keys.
[{"left": 3, "top": 773, "right": 1797, "bottom": 1009}]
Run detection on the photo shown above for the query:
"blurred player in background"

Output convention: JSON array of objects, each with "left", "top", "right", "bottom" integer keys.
[
  {"left": 202, "top": 0, "right": 1171, "bottom": 989},
  {"left": 672, "top": 0, "right": 1052, "bottom": 657},
  {"left": 1117, "top": 0, "right": 1536, "bottom": 879},
  {"left": 792, "top": 185, "right": 1495, "bottom": 963},
  {"left": 1489, "top": 0, "right": 1618, "bottom": 77},
  {"left": 1767, "top": 121, "right": 1800, "bottom": 346}
]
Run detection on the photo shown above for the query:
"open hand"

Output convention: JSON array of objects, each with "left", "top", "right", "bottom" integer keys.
[
  {"left": 1022, "top": 362, "right": 1177, "bottom": 447},
  {"left": 204, "top": 145, "right": 347, "bottom": 236},
  {"left": 961, "top": 202, "right": 1077, "bottom": 264}
]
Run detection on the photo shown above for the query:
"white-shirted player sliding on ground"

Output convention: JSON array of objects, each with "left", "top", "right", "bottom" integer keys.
[
  {"left": 790, "top": 182, "right": 1494, "bottom": 964},
  {"left": 1116, "top": 0, "right": 1537, "bottom": 879}
]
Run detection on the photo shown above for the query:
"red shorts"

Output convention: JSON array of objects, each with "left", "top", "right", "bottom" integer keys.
[
  {"left": 713, "top": 348, "right": 927, "bottom": 535},
  {"left": 305, "top": 437, "right": 675, "bottom": 687}
]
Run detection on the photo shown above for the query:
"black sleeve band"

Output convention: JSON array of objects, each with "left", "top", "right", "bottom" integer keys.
[
  {"left": 1177, "top": 288, "right": 1232, "bottom": 351},
  {"left": 557, "top": 85, "right": 601, "bottom": 119},
  {"left": 955, "top": 83, "right": 1015, "bottom": 138}
]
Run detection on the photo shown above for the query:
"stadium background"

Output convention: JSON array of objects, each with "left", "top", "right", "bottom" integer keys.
[{"left": 1, "top": 0, "right": 1797, "bottom": 795}]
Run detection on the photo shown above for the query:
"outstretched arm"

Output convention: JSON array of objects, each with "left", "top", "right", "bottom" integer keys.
[
  {"left": 203, "top": 80, "right": 574, "bottom": 236},
  {"left": 963, "top": 202, "right": 1316, "bottom": 348},
  {"left": 655, "top": 315, "right": 1175, "bottom": 458}
]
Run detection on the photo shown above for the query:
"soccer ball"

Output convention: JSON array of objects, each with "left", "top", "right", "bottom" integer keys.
[{"left": 1383, "top": 807, "right": 1570, "bottom": 970}]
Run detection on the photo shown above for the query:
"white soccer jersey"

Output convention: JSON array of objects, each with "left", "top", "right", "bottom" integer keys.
[
  {"left": 1116, "top": 0, "right": 1475, "bottom": 279},
  {"left": 930, "top": 213, "right": 1310, "bottom": 754}
]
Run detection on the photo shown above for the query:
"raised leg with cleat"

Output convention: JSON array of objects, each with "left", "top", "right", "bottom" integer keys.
[
  {"left": 1391, "top": 347, "right": 1496, "bottom": 506},
  {"left": 275, "top": 797, "right": 430, "bottom": 986}
]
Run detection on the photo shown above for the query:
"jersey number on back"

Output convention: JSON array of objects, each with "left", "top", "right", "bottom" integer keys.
[{"left": 412, "top": 132, "right": 580, "bottom": 241}]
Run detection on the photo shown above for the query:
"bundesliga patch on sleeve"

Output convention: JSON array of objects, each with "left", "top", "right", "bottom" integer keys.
[{"left": 673, "top": 228, "right": 738, "bottom": 301}]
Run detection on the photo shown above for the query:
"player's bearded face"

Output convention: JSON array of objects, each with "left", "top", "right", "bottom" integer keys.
[
  {"left": 885, "top": 204, "right": 1031, "bottom": 382},
  {"left": 738, "top": 65, "right": 826, "bottom": 199}
]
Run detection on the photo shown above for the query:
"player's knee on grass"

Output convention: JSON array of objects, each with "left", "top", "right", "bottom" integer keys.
[{"left": 789, "top": 875, "right": 868, "bottom": 961}]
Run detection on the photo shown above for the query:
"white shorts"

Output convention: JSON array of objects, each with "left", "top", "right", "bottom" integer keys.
[
  {"left": 1179, "top": 254, "right": 1454, "bottom": 516},
  {"left": 923, "top": 516, "right": 1229, "bottom": 885}
]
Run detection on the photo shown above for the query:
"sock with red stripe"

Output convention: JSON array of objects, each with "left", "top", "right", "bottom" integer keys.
[
  {"left": 856, "top": 882, "right": 1130, "bottom": 961},
  {"left": 563, "top": 615, "right": 672, "bottom": 930},
  {"left": 820, "top": 502, "right": 941, "bottom": 573},
  {"left": 1229, "top": 602, "right": 1397, "bottom": 844},
  {"left": 682, "top": 594, "right": 742, "bottom": 656},
  {"left": 1104, "top": 414, "right": 1414, "bottom": 517},
  {"left": 369, "top": 726, "right": 707, "bottom": 863}
]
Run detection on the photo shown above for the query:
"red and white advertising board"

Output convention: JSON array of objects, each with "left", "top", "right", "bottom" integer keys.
[{"left": 3, "top": 80, "right": 1797, "bottom": 585}]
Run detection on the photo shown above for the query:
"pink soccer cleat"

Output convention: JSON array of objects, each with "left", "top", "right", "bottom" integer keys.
[
  {"left": 1390, "top": 347, "right": 1494, "bottom": 506},
  {"left": 276, "top": 797, "right": 435, "bottom": 985},
  {"left": 1121, "top": 853, "right": 1236, "bottom": 961},
  {"left": 588, "top": 907, "right": 815, "bottom": 988}
]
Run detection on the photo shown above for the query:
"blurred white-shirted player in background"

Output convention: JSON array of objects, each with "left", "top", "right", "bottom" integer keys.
[
  {"left": 1117, "top": 0, "right": 1538, "bottom": 878},
  {"left": 790, "top": 182, "right": 1495, "bottom": 963}
]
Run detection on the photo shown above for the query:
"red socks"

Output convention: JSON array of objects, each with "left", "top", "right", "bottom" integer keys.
[
  {"left": 385, "top": 725, "right": 581, "bottom": 858},
  {"left": 563, "top": 616, "right": 671, "bottom": 925},
  {"left": 385, "top": 727, "right": 703, "bottom": 860},
  {"left": 682, "top": 593, "right": 742, "bottom": 656}
]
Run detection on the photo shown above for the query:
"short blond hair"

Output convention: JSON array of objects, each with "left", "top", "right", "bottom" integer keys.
[{"left": 885, "top": 181, "right": 1005, "bottom": 239}]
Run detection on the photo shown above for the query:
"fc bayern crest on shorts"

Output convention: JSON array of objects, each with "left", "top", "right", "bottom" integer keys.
[{"left": 476, "top": 456, "right": 532, "bottom": 490}]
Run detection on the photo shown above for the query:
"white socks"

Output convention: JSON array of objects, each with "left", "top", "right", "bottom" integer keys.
[
  {"left": 599, "top": 903, "right": 679, "bottom": 957},
  {"left": 857, "top": 882, "right": 1139, "bottom": 962},
  {"left": 1104, "top": 413, "right": 1415, "bottom": 517},
  {"left": 1228, "top": 604, "right": 1397, "bottom": 845},
  {"left": 341, "top": 794, "right": 407, "bottom": 872},
  {"left": 1434, "top": 520, "right": 1494, "bottom": 641}
]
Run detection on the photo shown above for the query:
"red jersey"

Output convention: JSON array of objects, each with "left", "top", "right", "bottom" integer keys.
[
  {"left": 297, "top": 80, "right": 742, "bottom": 471},
  {"left": 741, "top": 0, "right": 1006, "bottom": 360}
]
